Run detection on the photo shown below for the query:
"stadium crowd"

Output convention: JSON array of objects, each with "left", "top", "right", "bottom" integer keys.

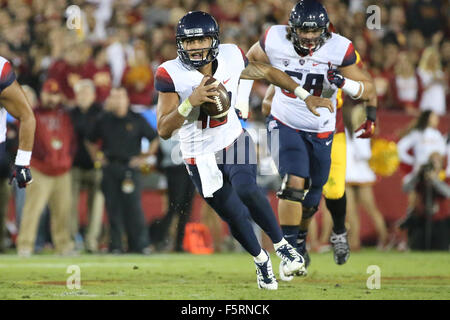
[{"left": 0, "top": 0, "right": 449, "bottom": 255}]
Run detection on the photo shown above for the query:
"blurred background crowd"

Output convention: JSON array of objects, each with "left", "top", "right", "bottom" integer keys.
[{"left": 0, "top": 0, "right": 449, "bottom": 255}]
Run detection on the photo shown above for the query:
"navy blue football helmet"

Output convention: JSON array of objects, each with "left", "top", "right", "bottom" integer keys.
[
  {"left": 176, "top": 11, "right": 220, "bottom": 69},
  {"left": 288, "top": 0, "right": 331, "bottom": 56}
]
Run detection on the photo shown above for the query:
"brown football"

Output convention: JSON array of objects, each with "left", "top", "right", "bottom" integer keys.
[{"left": 200, "top": 77, "right": 231, "bottom": 122}]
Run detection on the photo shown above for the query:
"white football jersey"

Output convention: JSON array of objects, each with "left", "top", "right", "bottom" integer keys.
[
  {"left": 0, "top": 56, "right": 16, "bottom": 143},
  {"left": 262, "top": 25, "right": 356, "bottom": 132},
  {"left": 155, "top": 44, "right": 247, "bottom": 158}
]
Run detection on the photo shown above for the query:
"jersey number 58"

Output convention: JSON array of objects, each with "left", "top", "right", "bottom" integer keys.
[{"left": 282, "top": 71, "right": 324, "bottom": 98}]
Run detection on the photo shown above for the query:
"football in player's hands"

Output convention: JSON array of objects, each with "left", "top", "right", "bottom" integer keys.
[{"left": 201, "top": 77, "right": 231, "bottom": 122}]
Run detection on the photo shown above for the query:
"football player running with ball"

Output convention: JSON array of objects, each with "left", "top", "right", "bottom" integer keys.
[
  {"left": 155, "top": 11, "right": 333, "bottom": 290},
  {"left": 237, "top": 0, "right": 378, "bottom": 280}
]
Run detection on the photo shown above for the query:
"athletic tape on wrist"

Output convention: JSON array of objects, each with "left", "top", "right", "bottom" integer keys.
[
  {"left": 294, "top": 86, "right": 311, "bottom": 101},
  {"left": 178, "top": 98, "right": 193, "bottom": 117},
  {"left": 15, "top": 149, "right": 32, "bottom": 166},
  {"left": 342, "top": 78, "right": 363, "bottom": 99}
]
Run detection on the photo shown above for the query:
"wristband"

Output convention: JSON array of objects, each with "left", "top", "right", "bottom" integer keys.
[
  {"left": 15, "top": 149, "right": 32, "bottom": 166},
  {"left": 342, "top": 78, "right": 363, "bottom": 98},
  {"left": 366, "top": 105, "right": 377, "bottom": 122},
  {"left": 294, "top": 86, "right": 311, "bottom": 101},
  {"left": 178, "top": 98, "right": 193, "bottom": 117}
]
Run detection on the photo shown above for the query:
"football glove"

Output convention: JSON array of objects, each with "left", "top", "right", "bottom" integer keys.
[
  {"left": 10, "top": 165, "right": 33, "bottom": 188},
  {"left": 355, "top": 106, "right": 377, "bottom": 139},
  {"left": 327, "top": 62, "right": 346, "bottom": 88}
]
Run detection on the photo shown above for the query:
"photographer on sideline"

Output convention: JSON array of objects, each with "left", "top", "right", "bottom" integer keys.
[{"left": 401, "top": 152, "right": 450, "bottom": 250}]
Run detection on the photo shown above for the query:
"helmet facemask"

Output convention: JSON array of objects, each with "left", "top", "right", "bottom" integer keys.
[
  {"left": 176, "top": 35, "right": 219, "bottom": 69},
  {"left": 289, "top": 22, "right": 329, "bottom": 56}
]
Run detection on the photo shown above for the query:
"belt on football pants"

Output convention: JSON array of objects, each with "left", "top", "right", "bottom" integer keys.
[{"left": 272, "top": 115, "right": 333, "bottom": 139}]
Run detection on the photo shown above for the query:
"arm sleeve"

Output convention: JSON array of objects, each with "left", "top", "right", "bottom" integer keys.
[{"left": 154, "top": 67, "right": 176, "bottom": 93}]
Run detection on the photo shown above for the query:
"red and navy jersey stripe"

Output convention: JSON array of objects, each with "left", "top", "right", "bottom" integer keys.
[
  {"left": 341, "top": 42, "right": 357, "bottom": 67},
  {"left": 259, "top": 27, "right": 271, "bottom": 53},
  {"left": 237, "top": 46, "right": 249, "bottom": 67},
  {"left": 0, "top": 60, "right": 16, "bottom": 93},
  {"left": 154, "top": 67, "right": 175, "bottom": 93}
]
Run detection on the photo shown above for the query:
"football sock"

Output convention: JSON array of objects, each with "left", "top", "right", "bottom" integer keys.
[
  {"left": 273, "top": 238, "right": 289, "bottom": 251},
  {"left": 281, "top": 225, "right": 300, "bottom": 248},
  {"left": 297, "top": 229, "right": 308, "bottom": 247},
  {"left": 326, "top": 193, "right": 347, "bottom": 234},
  {"left": 253, "top": 249, "right": 269, "bottom": 263}
]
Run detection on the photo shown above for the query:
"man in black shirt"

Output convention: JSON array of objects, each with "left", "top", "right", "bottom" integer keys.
[
  {"left": 87, "top": 87, "right": 158, "bottom": 254},
  {"left": 70, "top": 79, "right": 105, "bottom": 253}
]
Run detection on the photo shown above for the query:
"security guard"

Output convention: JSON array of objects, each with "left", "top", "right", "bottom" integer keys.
[{"left": 87, "top": 87, "right": 158, "bottom": 254}]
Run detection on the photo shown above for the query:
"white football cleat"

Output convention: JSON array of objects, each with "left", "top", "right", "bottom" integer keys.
[
  {"left": 276, "top": 243, "right": 307, "bottom": 281},
  {"left": 254, "top": 249, "right": 278, "bottom": 290}
]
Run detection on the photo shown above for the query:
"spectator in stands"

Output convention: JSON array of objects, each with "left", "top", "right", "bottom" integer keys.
[
  {"left": 70, "top": 79, "right": 105, "bottom": 253},
  {"left": 407, "top": 0, "right": 445, "bottom": 38},
  {"left": 17, "top": 79, "right": 77, "bottom": 257},
  {"left": 417, "top": 47, "right": 447, "bottom": 116},
  {"left": 81, "top": 45, "right": 112, "bottom": 105},
  {"left": 407, "top": 29, "right": 425, "bottom": 66},
  {"left": 47, "top": 37, "right": 85, "bottom": 107},
  {"left": 87, "top": 87, "right": 158, "bottom": 254},
  {"left": 391, "top": 52, "right": 422, "bottom": 116},
  {"left": 121, "top": 40, "right": 154, "bottom": 109}
]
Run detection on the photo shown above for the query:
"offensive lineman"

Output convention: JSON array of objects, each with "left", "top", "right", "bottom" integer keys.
[
  {"left": 237, "top": 0, "right": 378, "bottom": 279},
  {"left": 155, "top": 11, "right": 333, "bottom": 290},
  {"left": 0, "top": 56, "right": 35, "bottom": 188}
]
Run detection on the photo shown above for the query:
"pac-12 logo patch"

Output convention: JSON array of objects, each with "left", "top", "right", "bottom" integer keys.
[
  {"left": 283, "top": 59, "right": 290, "bottom": 67},
  {"left": 299, "top": 59, "right": 305, "bottom": 65}
]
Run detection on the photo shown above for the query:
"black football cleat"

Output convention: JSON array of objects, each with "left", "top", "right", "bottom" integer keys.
[{"left": 330, "top": 231, "right": 350, "bottom": 265}]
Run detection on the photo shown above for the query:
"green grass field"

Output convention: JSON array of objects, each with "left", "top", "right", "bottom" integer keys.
[{"left": 0, "top": 249, "right": 449, "bottom": 300}]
